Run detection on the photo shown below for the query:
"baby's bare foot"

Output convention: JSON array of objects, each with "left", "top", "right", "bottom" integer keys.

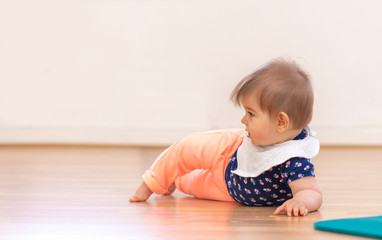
[
  {"left": 129, "top": 182, "right": 153, "bottom": 202},
  {"left": 163, "top": 183, "right": 176, "bottom": 195}
]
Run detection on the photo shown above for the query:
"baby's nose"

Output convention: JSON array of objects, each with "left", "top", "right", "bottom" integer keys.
[{"left": 241, "top": 116, "right": 247, "bottom": 125}]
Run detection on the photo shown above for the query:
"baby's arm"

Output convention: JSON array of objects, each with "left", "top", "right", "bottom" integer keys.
[{"left": 274, "top": 176, "right": 322, "bottom": 217}]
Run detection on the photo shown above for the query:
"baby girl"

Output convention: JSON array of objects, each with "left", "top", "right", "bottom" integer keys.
[{"left": 130, "top": 58, "right": 322, "bottom": 217}]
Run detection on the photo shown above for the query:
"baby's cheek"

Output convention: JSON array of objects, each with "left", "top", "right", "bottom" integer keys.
[{"left": 253, "top": 132, "right": 266, "bottom": 141}]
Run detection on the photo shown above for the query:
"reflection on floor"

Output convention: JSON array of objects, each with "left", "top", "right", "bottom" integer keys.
[{"left": 0, "top": 145, "right": 381, "bottom": 239}]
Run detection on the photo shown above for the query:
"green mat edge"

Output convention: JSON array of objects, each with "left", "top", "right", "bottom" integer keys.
[{"left": 314, "top": 216, "right": 382, "bottom": 239}]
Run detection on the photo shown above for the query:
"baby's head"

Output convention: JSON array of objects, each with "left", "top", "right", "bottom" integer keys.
[{"left": 231, "top": 58, "right": 314, "bottom": 146}]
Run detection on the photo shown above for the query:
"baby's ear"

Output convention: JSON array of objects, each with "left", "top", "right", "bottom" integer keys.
[{"left": 277, "top": 112, "right": 289, "bottom": 132}]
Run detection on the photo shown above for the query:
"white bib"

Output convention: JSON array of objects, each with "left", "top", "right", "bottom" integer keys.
[{"left": 231, "top": 127, "right": 320, "bottom": 178}]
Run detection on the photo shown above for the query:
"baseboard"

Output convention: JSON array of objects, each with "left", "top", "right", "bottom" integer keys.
[
  {"left": 0, "top": 126, "right": 381, "bottom": 146},
  {"left": 310, "top": 125, "right": 382, "bottom": 146},
  {"left": 0, "top": 127, "right": 198, "bottom": 146}
]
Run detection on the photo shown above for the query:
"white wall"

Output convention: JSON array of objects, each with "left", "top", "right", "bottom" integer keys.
[{"left": 1, "top": 0, "right": 382, "bottom": 146}]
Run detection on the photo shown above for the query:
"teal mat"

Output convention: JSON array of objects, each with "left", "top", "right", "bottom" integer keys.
[{"left": 314, "top": 216, "right": 382, "bottom": 239}]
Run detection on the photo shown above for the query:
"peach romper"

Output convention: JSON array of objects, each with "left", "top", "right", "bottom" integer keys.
[{"left": 143, "top": 129, "right": 245, "bottom": 201}]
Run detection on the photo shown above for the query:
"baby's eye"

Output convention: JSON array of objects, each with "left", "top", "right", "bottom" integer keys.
[{"left": 247, "top": 111, "right": 254, "bottom": 117}]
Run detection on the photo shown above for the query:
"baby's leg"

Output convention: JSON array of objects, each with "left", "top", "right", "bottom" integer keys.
[
  {"left": 130, "top": 131, "right": 239, "bottom": 201},
  {"left": 130, "top": 181, "right": 175, "bottom": 202},
  {"left": 163, "top": 183, "right": 176, "bottom": 195},
  {"left": 176, "top": 169, "right": 234, "bottom": 201},
  {"left": 129, "top": 181, "right": 153, "bottom": 202}
]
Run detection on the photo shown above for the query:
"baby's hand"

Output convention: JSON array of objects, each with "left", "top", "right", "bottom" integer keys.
[
  {"left": 273, "top": 198, "right": 308, "bottom": 217},
  {"left": 274, "top": 176, "right": 322, "bottom": 216}
]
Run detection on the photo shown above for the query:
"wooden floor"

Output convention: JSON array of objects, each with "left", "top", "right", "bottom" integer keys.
[{"left": 0, "top": 145, "right": 381, "bottom": 240}]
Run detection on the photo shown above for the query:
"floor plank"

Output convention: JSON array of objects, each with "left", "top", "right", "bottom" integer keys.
[{"left": 0, "top": 145, "right": 381, "bottom": 239}]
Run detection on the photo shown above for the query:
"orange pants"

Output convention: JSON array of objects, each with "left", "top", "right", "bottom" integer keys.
[{"left": 143, "top": 129, "right": 245, "bottom": 201}]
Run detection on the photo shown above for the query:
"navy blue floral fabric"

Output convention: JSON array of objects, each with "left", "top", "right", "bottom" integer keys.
[{"left": 225, "top": 129, "right": 315, "bottom": 206}]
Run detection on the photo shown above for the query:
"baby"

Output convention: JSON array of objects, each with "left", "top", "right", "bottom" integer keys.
[{"left": 130, "top": 58, "right": 322, "bottom": 217}]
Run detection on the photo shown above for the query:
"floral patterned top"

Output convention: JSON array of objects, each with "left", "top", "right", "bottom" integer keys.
[{"left": 225, "top": 129, "right": 315, "bottom": 206}]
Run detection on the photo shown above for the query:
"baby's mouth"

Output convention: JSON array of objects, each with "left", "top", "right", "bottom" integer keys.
[{"left": 246, "top": 131, "right": 251, "bottom": 138}]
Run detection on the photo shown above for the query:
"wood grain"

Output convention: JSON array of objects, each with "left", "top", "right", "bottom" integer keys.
[{"left": 0, "top": 145, "right": 381, "bottom": 239}]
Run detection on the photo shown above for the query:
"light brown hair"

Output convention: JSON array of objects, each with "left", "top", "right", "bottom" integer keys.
[{"left": 230, "top": 58, "right": 314, "bottom": 129}]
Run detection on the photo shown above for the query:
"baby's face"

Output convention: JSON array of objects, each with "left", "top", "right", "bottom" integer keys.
[{"left": 240, "top": 97, "right": 280, "bottom": 147}]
